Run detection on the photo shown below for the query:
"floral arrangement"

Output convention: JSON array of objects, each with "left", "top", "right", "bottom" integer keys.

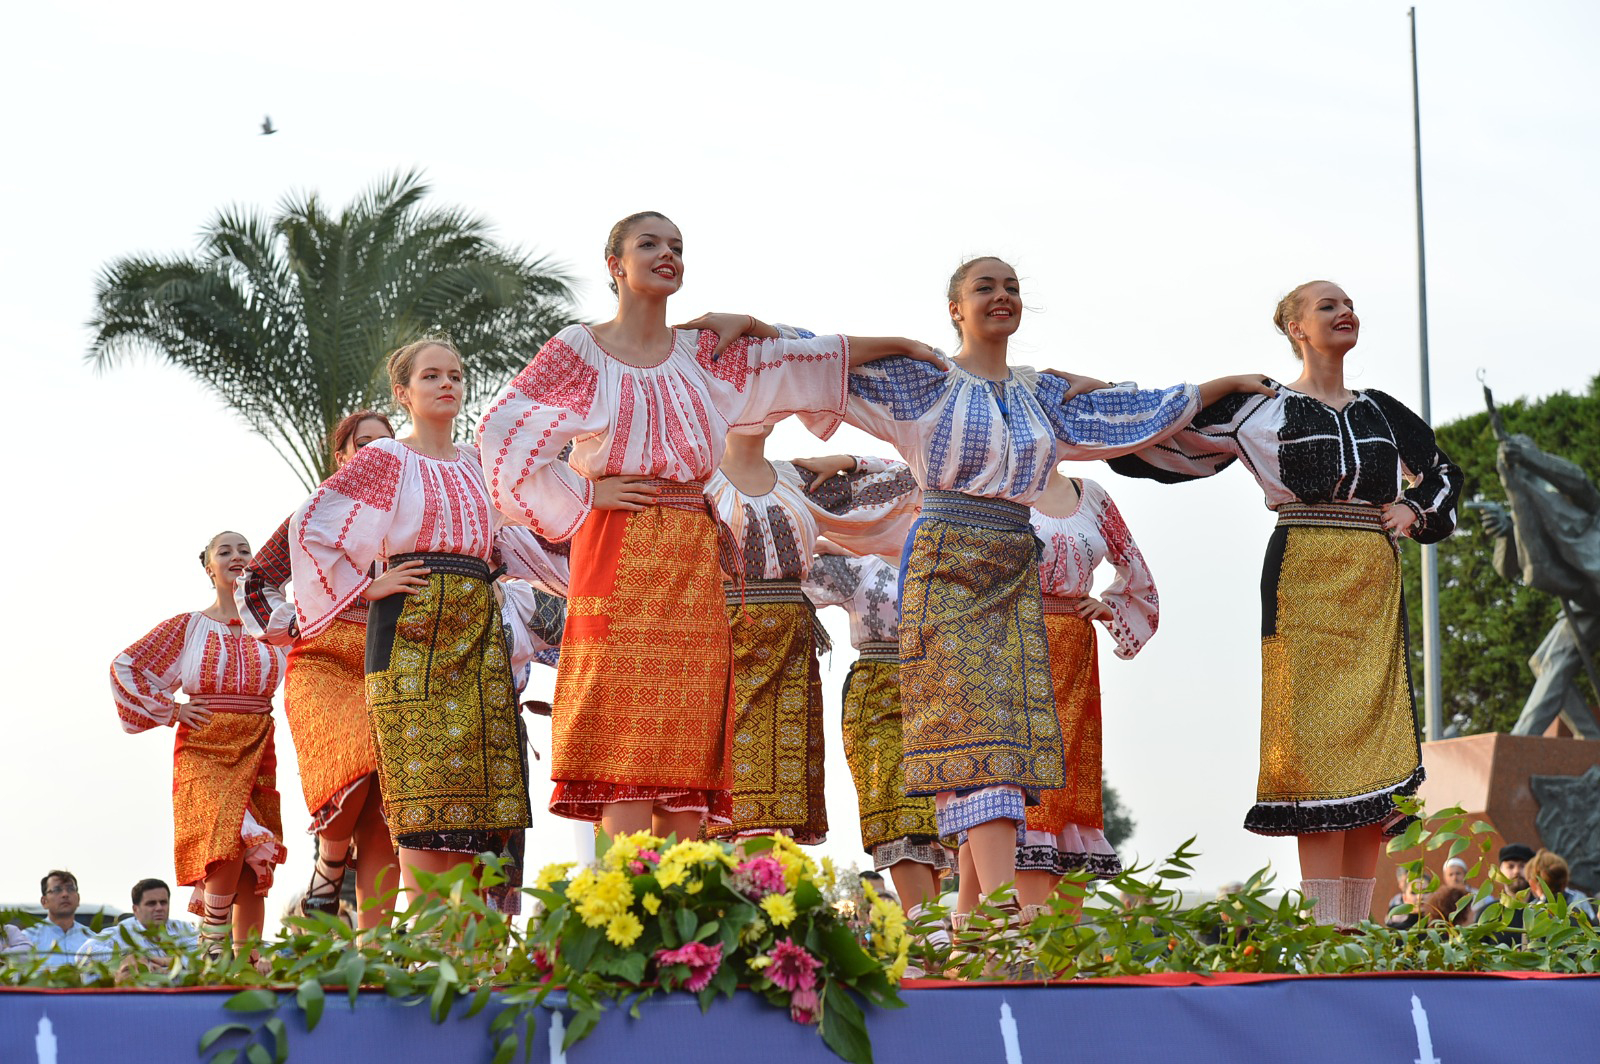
[{"left": 521, "top": 831, "right": 908, "bottom": 1063}]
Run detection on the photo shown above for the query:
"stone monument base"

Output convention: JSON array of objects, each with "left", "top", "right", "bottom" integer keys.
[{"left": 1373, "top": 732, "right": 1600, "bottom": 919}]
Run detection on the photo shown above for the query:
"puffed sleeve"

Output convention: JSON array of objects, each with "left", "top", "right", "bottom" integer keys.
[
  {"left": 476, "top": 328, "right": 604, "bottom": 542},
  {"left": 1029, "top": 374, "right": 1201, "bottom": 461},
  {"left": 290, "top": 441, "right": 404, "bottom": 639},
  {"left": 1082, "top": 481, "right": 1159, "bottom": 659},
  {"left": 836, "top": 354, "right": 953, "bottom": 450},
  {"left": 236, "top": 515, "right": 298, "bottom": 645},
  {"left": 787, "top": 456, "right": 922, "bottom": 559},
  {"left": 1369, "top": 390, "right": 1463, "bottom": 545},
  {"left": 1106, "top": 390, "right": 1265, "bottom": 483},
  {"left": 497, "top": 524, "right": 572, "bottom": 598},
  {"left": 694, "top": 330, "right": 852, "bottom": 439},
  {"left": 802, "top": 550, "right": 865, "bottom": 611},
  {"left": 500, "top": 580, "right": 566, "bottom": 685},
  {"left": 110, "top": 614, "right": 192, "bottom": 732}
]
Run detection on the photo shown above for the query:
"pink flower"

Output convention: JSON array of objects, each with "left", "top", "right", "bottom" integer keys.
[
  {"left": 653, "top": 941, "right": 724, "bottom": 993},
  {"left": 765, "top": 937, "right": 822, "bottom": 993},
  {"left": 734, "top": 856, "right": 787, "bottom": 899},
  {"left": 629, "top": 860, "right": 646, "bottom": 874},
  {"left": 789, "top": 984, "right": 820, "bottom": 1025},
  {"left": 640, "top": 849, "right": 661, "bottom": 864}
]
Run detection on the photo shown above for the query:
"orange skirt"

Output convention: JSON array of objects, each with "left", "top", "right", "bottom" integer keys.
[
  {"left": 172, "top": 710, "right": 285, "bottom": 894},
  {"left": 549, "top": 499, "right": 733, "bottom": 819},
  {"left": 285, "top": 615, "right": 378, "bottom": 822},
  {"left": 1025, "top": 612, "right": 1104, "bottom": 834}
]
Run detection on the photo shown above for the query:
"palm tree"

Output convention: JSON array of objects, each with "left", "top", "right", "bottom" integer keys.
[{"left": 89, "top": 169, "right": 577, "bottom": 489}]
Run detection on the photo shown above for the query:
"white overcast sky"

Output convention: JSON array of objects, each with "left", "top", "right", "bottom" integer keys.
[{"left": 3, "top": 0, "right": 1596, "bottom": 919}]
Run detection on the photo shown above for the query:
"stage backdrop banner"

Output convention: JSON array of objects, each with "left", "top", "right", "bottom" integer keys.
[{"left": 3, "top": 975, "right": 1598, "bottom": 1063}]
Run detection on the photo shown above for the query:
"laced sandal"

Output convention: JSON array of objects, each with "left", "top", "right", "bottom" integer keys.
[{"left": 299, "top": 851, "right": 349, "bottom": 918}]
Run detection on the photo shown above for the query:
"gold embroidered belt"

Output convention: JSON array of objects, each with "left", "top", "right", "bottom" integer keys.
[
  {"left": 203, "top": 694, "right": 274, "bottom": 715},
  {"left": 857, "top": 640, "right": 899, "bottom": 662},
  {"left": 1041, "top": 595, "right": 1090, "bottom": 615}
]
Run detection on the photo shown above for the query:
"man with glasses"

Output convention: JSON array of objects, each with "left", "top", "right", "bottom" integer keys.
[{"left": 27, "top": 871, "right": 97, "bottom": 968}]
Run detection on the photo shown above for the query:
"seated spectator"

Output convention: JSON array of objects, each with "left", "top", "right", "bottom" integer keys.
[
  {"left": 1384, "top": 864, "right": 1410, "bottom": 912},
  {"left": 1420, "top": 885, "right": 1471, "bottom": 927},
  {"left": 26, "top": 871, "right": 98, "bottom": 969},
  {"left": 2, "top": 924, "right": 29, "bottom": 956},
  {"left": 78, "top": 878, "right": 199, "bottom": 966},
  {"left": 1525, "top": 849, "right": 1596, "bottom": 921},
  {"left": 1441, "top": 857, "right": 1471, "bottom": 891},
  {"left": 1385, "top": 872, "right": 1436, "bottom": 930},
  {"left": 1476, "top": 875, "right": 1530, "bottom": 946},
  {"left": 1470, "top": 842, "right": 1535, "bottom": 920}
]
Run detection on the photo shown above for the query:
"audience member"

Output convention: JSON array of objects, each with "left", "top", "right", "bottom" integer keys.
[
  {"left": 78, "top": 878, "right": 199, "bottom": 965},
  {"left": 1385, "top": 873, "right": 1436, "bottom": 930},
  {"left": 1384, "top": 865, "right": 1409, "bottom": 912},
  {"left": 1470, "top": 843, "right": 1535, "bottom": 921},
  {"left": 1441, "top": 857, "right": 1470, "bottom": 891},
  {"left": 26, "top": 871, "right": 98, "bottom": 969},
  {"left": 2, "top": 924, "right": 28, "bottom": 956},
  {"left": 1525, "top": 849, "right": 1596, "bottom": 921},
  {"left": 1420, "top": 885, "right": 1472, "bottom": 927}
]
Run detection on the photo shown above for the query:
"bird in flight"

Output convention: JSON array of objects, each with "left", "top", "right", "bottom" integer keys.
[{"left": 260, "top": 116, "right": 277, "bottom": 136}]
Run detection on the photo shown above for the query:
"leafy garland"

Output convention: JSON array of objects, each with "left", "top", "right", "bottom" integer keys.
[{"left": 4, "top": 809, "right": 1598, "bottom": 1064}]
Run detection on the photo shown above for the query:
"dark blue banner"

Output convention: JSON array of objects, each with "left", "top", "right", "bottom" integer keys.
[{"left": 4, "top": 976, "right": 1596, "bottom": 1063}]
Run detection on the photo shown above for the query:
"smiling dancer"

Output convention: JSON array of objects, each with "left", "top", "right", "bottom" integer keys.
[
  {"left": 291, "top": 340, "right": 560, "bottom": 911},
  {"left": 706, "top": 429, "right": 920, "bottom": 846},
  {"left": 706, "top": 256, "right": 1272, "bottom": 914},
  {"left": 1109, "top": 280, "right": 1462, "bottom": 926},
  {"left": 112, "top": 531, "right": 288, "bottom": 948},
  {"left": 477, "top": 210, "right": 943, "bottom": 840},
  {"left": 238, "top": 410, "right": 400, "bottom": 929}
]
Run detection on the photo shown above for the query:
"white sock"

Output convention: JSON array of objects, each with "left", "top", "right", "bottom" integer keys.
[
  {"left": 1342, "top": 876, "right": 1375, "bottom": 927},
  {"left": 1299, "top": 879, "right": 1342, "bottom": 926}
]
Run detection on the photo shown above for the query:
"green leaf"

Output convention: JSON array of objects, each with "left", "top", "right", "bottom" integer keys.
[
  {"left": 819, "top": 983, "right": 873, "bottom": 1064},
  {"left": 295, "top": 979, "right": 325, "bottom": 1032},
  {"left": 563, "top": 1008, "right": 600, "bottom": 1049},
  {"left": 198, "top": 1023, "right": 252, "bottom": 1052},
  {"left": 695, "top": 920, "right": 720, "bottom": 942},
  {"left": 565, "top": 925, "right": 603, "bottom": 972},
  {"left": 794, "top": 879, "right": 823, "bottom": 911},
  {"left": 245, "top": 1043, "right": 273, "bottom": 1064},
  {"left": 263, "top": 1017, "right": 289, "bottom": 1064},
  {"left": 675, "top": 906, "right": 698, "bottom": 943},
  {"left": 213, "top": 1051, "right": 240, "bottom": 1064},
  {"left": 819, "top": 924, "right": 878, "bottom": 979},
  {"left": 224, "top": 988, "right": 278, "bottom": 1013}
]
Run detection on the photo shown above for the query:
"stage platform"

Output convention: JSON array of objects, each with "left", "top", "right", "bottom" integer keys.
[{"left": 5, "top": 973, "right": 1596, "bottom": 1062}]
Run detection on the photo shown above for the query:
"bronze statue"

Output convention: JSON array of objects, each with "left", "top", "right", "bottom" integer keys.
[{"left": 1475, "top": 381, "right": 1600, "bottom": 738}]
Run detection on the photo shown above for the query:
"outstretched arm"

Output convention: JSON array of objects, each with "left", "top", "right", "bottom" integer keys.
[{"left": 675, "top": 312, "right": 944, "bottom": 370}]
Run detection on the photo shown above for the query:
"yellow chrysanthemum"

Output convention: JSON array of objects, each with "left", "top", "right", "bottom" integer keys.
[
  {"left": 761, "top": 892, "right": 798, "bottom": 927},
  {"left": 642, "top": 893, "right": 662, "bottom": 915},
  {"left": 606, "top": 911, "right": 644, "bottom": 948},
  {"left": 656, "top": 863, "right": 688, "bottom": 890},
  {"left": 739, "top": 916, "right": 769, "bottom": 945},
  {"left": 748, "top": 955, "right": 771, "bottom": 971},
  {"left": 566, "top": 866, "right": 597, "bottom": 903},
  {"left": 887, "top": 943, "right": 909, "bottom": 982},
  {"left": 533, "top": 862, "right": 575, "bottom": 893},
  {"left": 819, "top": 856, "right": 838, "bottom": 890},
  {"left": 686, "top": 880, "right": 704, "bottom": 895}
]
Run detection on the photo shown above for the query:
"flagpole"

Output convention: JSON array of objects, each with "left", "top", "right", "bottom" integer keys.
[{"left": 1410, "top": 6, "right": 1443, "bottom": 742}]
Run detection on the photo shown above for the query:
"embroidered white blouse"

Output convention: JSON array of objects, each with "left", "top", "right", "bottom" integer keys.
[
  {"left": 111, "top": 613, "right": 287, "bottom": 733},
  {"left": 705, "top": 457, "right": 920, "bottom": 583},
  {"left": 818, "top": 356, "right": 1200, "bottom": 505},
  {"left": 802, "top": 551, "right": 902, "bottom": 649},
  {"left": 476, "top": 325, "right": 852, "bottom": 542},
  {"left": 1106, "top": 384, "right": 1462, "bottom": 544},
  {"left": 1033, "top": 478, "right": 1158, "bottom": 660}
]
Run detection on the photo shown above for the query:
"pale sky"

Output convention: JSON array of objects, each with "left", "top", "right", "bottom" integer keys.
[{"left": 3, "top": 0, "right": 1597, "bottom": 921}]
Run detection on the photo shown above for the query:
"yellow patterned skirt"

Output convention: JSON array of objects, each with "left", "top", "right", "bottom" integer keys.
[
  {"left": 172, "top": 702, "right": 285, "bottom": 898},
  {"left": 285, "top": 613, "right": 379, "bottom": 826},
  {"left": 840, "top": 649, "right": 942, "bottom": 859},
  {"left": 365, "top": 553, "right": 531, "bottom": 850},
  {"left": 708, "top": 584, "right": 828, "bottom": 843},
  {"left": 899, "top": 496, "right": 1064, "bottom": 798},
  {"left": 1246, "top": 504, "right": 1424, "bottom": 836},
  {"left": 549, "top": 490, "right": 733, "bottom": 820}
]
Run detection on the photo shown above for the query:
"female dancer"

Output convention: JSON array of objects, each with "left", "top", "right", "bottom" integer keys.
[
  {"left": 1108, "top": 280, "right": 1462, "bottom": 926},
  {"left": 112, "top": 531, "right": 288, "bottom": 947},
  {"left": 238, "top": 410, "right": 399, "bottom": 928},
  {"left": 1015, "top": 469, "right": 1157, "bottom": 912},
  {"left": 291, "top": 340, "right": 558, "bottom": 908},
  {"left": 698, "top": 255, "right": 1271, "bottom": 912},
  {"left": 804, "top": 542, "right": 949, "bottom": 916},
  {"left": 706, "top": 429, "right": 920, "bottom": 845},
  {"left": 476, "top": 210, "right": 942, "bottom": 839}
]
